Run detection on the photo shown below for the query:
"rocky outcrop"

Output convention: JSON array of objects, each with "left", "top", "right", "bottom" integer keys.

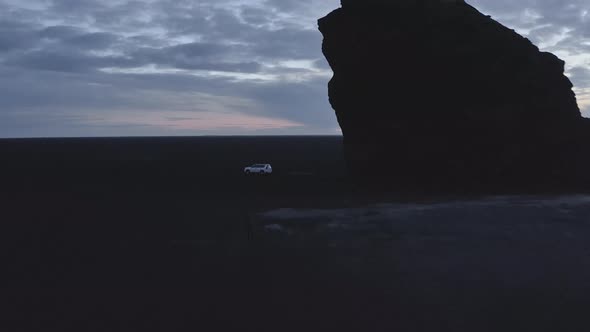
[{"left": 319, "top": 0, "right": 590, "bottom": 192}]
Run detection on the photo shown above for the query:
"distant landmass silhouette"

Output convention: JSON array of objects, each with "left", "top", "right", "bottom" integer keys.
[{"left": 319, "top": 0, "right": 590, "bottom": 193}]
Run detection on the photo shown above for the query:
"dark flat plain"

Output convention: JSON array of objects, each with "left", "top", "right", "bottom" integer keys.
[{"left": 2, "top": 136, "right": 590, "bottom": 331}]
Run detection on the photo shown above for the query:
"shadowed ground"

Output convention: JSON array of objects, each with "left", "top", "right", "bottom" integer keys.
[{"left": 2, "top": 137, "right": 590, "bottom": 331}]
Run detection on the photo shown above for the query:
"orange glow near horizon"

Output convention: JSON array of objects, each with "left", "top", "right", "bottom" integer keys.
[{"left": 95, "top": 111, "right": 304, "bottom": 131}]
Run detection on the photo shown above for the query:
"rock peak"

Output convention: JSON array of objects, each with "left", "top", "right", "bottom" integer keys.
[
  {"left": 341, "top": 0, "right": 465, "bottom": 7},
  {"left": 320, "top": 1, "right": 590, "bottom": 193}
]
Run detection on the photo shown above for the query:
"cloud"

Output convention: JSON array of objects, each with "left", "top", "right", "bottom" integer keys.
[
  {"left": 0, "top": 0, "right": 340, "bottom": 137},
  {"left": 468, "top": 0, "right": 590, "bottom": 114},
  {"left": 64, "top": 32, "right": 120, "bottom": 50},
  {"left": 0, "top": 20, "right": 39, "bottom": 52},
  {"left": 39, "top": 25, "right": 83, "bottom": 40},
  {"left": 4, "top": 50, "right": 136, "bottom": 73},
  {"left": 568, "top": 66, "right": 590, "bottom": 86},
  {"left": 0, "top": 0, "right": 589, "bottom": 137},
  {"left": 469, "top": 0, "right": 590, "bottom": 52},
  {"left": 239, "top": 6, "right": 272, "bottom": 25},
  {"left": 0, "top": 61, "right": 337, "bottom": 137}
]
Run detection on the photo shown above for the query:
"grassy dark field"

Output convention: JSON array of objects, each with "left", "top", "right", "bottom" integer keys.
[
  {"left": 2, "top": 136, "right": 590, "bottom": 331},
  {"left": 1, "top": 136, "right": 352, "bottom": 331}
]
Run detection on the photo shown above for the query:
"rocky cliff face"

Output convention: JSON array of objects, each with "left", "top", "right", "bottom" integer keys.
[{"left": 319, "top": 0, "right": 590, "bottom": 192}]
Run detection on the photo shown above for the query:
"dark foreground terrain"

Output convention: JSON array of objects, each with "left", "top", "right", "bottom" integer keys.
[{"left": 2, "top": 137, "right": 590, "bottom": 331}]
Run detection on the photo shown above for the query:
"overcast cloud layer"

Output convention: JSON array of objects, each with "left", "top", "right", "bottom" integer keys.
[{"left": 0, "top": 0, "right": 589, "bottom": 137}]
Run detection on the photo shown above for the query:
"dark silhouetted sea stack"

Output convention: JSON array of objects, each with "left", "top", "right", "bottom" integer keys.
[{"left": 319, "top": 0, "right": 590, "bottom": 193}]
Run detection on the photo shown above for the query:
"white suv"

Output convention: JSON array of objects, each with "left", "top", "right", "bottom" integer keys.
[{"left": 244, "top": 164, "right": 273, "bottom": 175}]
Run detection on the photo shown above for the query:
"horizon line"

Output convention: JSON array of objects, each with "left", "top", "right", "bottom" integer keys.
[{"left": 0, "top": 134, "right": 344, "bottom": 140}]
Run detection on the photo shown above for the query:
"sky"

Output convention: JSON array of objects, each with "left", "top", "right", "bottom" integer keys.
[{"left": 0, "top": 0, "right": 589, "bottom": 138}]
